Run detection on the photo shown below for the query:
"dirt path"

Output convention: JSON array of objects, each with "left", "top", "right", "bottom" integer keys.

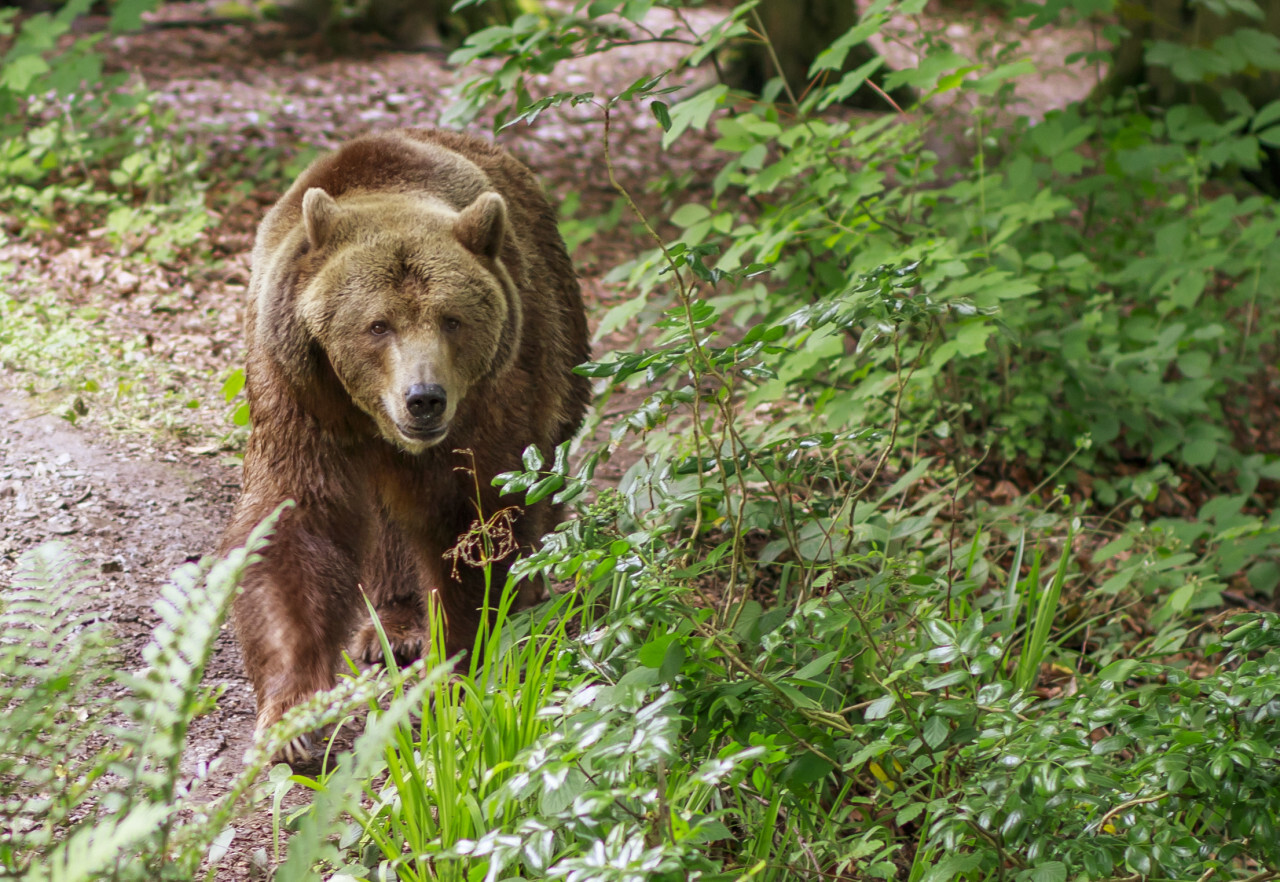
[
  {"left": 0, "top": 391, "right": 253, "bottom": 738},
  {"left": 0, "top": 392, "right": 237, "bottom": 663}
]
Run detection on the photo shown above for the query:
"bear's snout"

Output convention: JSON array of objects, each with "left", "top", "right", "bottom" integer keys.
[{"left": 405, "top": 383, "right": 447, "bottom": 423}]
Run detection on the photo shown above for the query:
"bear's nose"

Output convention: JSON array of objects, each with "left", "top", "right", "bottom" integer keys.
[{"left": 405, "top": 383, "right": 447, "bottom": 421}]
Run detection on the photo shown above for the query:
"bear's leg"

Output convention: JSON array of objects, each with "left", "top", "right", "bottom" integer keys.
[
  {"left": 351, "top": 518, "right": 427, "bottom": 665},
  {"left": 227, "top": 496, "right": 369, "bottom": 759}
]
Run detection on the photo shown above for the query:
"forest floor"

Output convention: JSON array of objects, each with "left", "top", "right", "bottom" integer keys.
[{"left": 0, "top": 4, "right": 1097, "bottom": 877}]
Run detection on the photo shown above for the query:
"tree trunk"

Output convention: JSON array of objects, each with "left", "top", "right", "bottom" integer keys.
[
  {"left": 278, "top": 0, "right": 525, "bottom": 50},
  {"left": 1104, "top": 0, "right": 1280, "bottom": 113}
]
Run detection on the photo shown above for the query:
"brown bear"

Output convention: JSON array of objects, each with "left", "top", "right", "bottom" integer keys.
[{"left": 219, "top": 129, "right": 590, "bottom": 762}]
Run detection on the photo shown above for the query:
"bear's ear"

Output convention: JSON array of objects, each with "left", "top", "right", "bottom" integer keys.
[
  {"left": 455, "top": 192, "right": 507, "bottom": 260},
  {"left": 301, "top": 188, "right": 341, "bottom": 250}
]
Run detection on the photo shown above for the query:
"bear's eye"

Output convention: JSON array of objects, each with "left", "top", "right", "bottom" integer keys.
[
  {"left": 369, "top": 321, "right": 391, "bottom": 336},
  {"left": 443, "top": 317, "right": 461, "bottom": 332}
]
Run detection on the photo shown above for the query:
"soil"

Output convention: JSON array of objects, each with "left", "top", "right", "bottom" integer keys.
[{"left": 0, "top": 3, "right": 1099, "bottom": 877}]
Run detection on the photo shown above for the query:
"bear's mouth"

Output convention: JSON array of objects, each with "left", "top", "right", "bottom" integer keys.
[{"left": 396, "top": 422, "right": 449, "bottom": 445}]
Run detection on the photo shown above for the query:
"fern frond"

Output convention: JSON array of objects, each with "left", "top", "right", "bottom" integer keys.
[
  {"left": 272, "top": 661, "right": 449, "bottom": 881},
  {"left": 22, "top": 804, "right": 171, "bottom": 882},
  {"left": 182, "top": 655, "right": 432, "bottom": 858},
  {"left": 5, "top": 509, "right": 292, "bottom": 879},
  {"left": 102, "top": 508, "right": 288, "bottom": 873},
  {"left": 0, "top": 542, "right": 119, "bottom": 875}
]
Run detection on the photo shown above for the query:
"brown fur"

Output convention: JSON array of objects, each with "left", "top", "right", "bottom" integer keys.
[{"left": 219, "top": 130, "right": 590, "bottom": 746}]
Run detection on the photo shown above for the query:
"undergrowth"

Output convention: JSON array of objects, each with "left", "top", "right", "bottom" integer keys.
[
  {"left": 4, "top": 0, "right": 1280, "bottom": 879},
  {"left": 0, "top": 0, "right": 231, "bottom": 444}
]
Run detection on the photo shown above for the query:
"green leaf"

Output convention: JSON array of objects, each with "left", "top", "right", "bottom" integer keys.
[
  {"left": 591, "top": 294, "right": 645, "bottom": 343},
  {"left": 784, "top": 752, "right": 834, "bottom": 788},
  {"left": 1247, "top": 560, "right": 1280, "bottom": 594},
  {"left": 792, "top": 650, "right": 838, "bottom": 680},
  {"left": 923, "top": 852, "right": 984, "bottom": 882},
  {"left": 588, "top": 0, "right": 621, "bottom": 16},
  {"left": 1183, "top": 436, "right": 1217, "bottom": 467},
  {"left": 1097, "top": 659, "right": 1140, "bottom": 682},
  {"left": 922, "top": 714, "right": 948, "bottom": 748},
  {"left": 651, "top": 100, "right": 671, "bottom": 131},
  {"left": 955, "top": 321, "right": 994, "bottom": 356},
  {"left": 658, "top": 639, "right": 685, "bottom": 682},
  {"left": 1252, "top": 99, "right": 1280, "bottom": 131},
  {"left": 638, "top": 633, "right": 676, "bottom": 667},
  {"left": 896, "top": 801, "right": 926, "bottom": 825},
  {"left": 1258, "top": 126, "right": 1280, "bottom": 148},
  {"left": 662, "top": 85, "right": 727, "bottom": 148},
  {"left": 809, "top": 15, "right": 885, "bottom": 75},
  {"left": 2, "top": 54, "right": 49, "bottom": 92},
  {"left": 818, "top": 56, "right": 885, "bottom": 110},
  {"left": 522, "top": 445, "right": 545, "bottom": 471},
  {"left": 1234, "top": 27, "right": 1280, "bottom": 70},
  {"left": 922, "top": 669, "right": 968, "bottom": 690},
  {"left": 865, "top": 694, "right": 894, "bottom": 720},
  {"left": 671, "top": 203, "right": 711, "bottom": 227},
  {"left": 221, "top": 368, "right": 245, "bottom": 403},
  {"left": 1146, "top": 40, "right": 1234, "bottom": 82},
  {"left": 525, "top": 474, "right": 564, "bottom": 504},
  {"left": 621, "top": 0, "right": 652, "bottom": 23},
  {"left": 1029, "top": 861, "right": 1067, "bottom": 882},
  {"left": 110, "top": 0, "right": 156, "bottom": 33}
]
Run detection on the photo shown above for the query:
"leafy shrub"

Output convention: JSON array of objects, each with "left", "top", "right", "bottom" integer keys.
[
  {"left": 245, "top": 1, "right": 1280, "bottom": 878},
  {"left": 448, "top": 2, "right": 1280, "bottom": 484}
]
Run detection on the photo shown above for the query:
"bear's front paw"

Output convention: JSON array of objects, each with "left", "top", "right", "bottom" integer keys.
[
  {"left": 251, "top": 698, "right": 326, "bottom": 768},
  {"left": 244, "top": 720, "right": 318, "bottom": 768},
  {"left": 350, "top": 620, "right": 426, "bottom": 666},
  {"left": 351, "top": 596, "right": 427, "bottom": 665}
]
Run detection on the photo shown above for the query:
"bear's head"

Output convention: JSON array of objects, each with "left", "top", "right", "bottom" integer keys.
[{"left": 293, "top": 187, "right": 522, "bottom": 454}]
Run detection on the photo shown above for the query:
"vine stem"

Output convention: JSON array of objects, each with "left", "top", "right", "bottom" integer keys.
[
  {"left": 601, "top": 101, "right": 748, "bottom": 605},
  {"left": 748, "top": 9, "right": 802, "bottom": 110}
]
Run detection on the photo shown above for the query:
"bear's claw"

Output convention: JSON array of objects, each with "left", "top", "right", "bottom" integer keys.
[{"left": 277, "top": 732, "right": 314, "bottom": 766}]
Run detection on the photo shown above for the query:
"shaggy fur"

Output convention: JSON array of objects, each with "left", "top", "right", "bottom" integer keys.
[{"left": 219, "top": 130, "right": 590, "bottom": 756}]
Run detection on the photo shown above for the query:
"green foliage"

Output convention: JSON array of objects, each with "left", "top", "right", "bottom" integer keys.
[
  {"left": 273, "top": 516, "right": 1280, "bottom": 881},
  {"left": 0, "top": 0, "right": 211, "bottom": 258},
  {"left": 0, "top": 512, "right": 429, "bottom": 880},
  {"left": 9, "top": 0, "right": 1280, "bottom": 878},
  {"left": 0, "top": 543, "right": 119, "bottom": 873},
  {"left": 452, "top": 1, "right": 1280, "bottom": 482},
  {"left": 273, "top": 571, "right": 576, "bottom": 880},
  {"left": 0, "top": 288, "right": 240, "bottom": 444},
  {"left": 0, "top": 0, "right": 219, "bottom": 431},
  {"left": 246, "top": 1, "right": 1280, "bottom": 879}
]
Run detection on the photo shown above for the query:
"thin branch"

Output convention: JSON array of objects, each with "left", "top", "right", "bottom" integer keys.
[{"left": 1097, "top": 792, "right": 1171, "bottom": 832}]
